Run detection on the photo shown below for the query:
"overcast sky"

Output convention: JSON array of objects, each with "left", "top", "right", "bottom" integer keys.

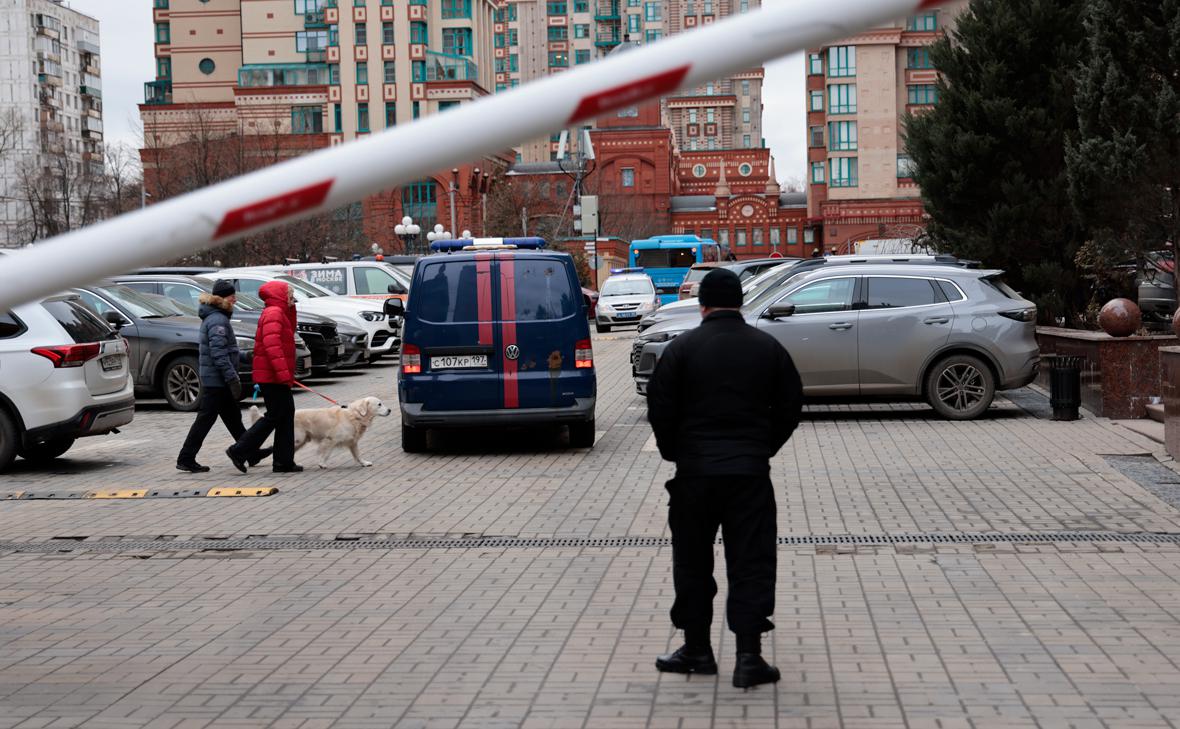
[{"left": 62, "top": 0, "right": 807, "bottom": 184}]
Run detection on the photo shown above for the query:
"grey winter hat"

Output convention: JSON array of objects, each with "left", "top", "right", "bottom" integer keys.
[
  {"left": 698, "top": 268, "right": 743, "bottom": 309},
  {"left": 211, "top": 279, "right": 236, "bottom": 298}
]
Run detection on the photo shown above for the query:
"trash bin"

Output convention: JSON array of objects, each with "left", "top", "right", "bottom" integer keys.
[{"left": 1048, "top": 355, "right": 1083, "bottom": 421}]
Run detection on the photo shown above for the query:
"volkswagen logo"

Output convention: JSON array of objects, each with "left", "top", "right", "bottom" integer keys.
[{"left": 504, "top": 344, "right": 520, "bottom": 360}]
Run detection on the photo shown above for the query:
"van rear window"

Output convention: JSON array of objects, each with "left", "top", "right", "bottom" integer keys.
[
  {"left": 42, "top": 298, "right": 115, "bottom": 343},
  {"left": 416, "top": 261, "right": 480, "bottom": 323},
  {"left": 513, "top": 259, "right": 577, "bottom": 321}
]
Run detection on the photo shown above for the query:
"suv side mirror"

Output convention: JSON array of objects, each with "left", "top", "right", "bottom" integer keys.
[
  {"left": 763, "top": 303, "right": 796, "bottom": 320},
  {"left": 383, "top": 298, "right": 405, "bottom": 318},
  {"left": 103, "top": 310, "right": 129, "bottom": 329},
  {"left": 387, "top": 283, "right": 406, "bottom": 295}
]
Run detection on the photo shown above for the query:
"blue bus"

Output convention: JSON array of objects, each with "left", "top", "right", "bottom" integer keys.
[{"left": 628, "top": 235, "right": 721, "bottom": 304}]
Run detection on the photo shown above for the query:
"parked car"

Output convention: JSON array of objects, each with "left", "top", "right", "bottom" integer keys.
[
  {"left": 582, "top": 287, "right": 599, "bottom": 320},
  {"left": 395, "top": 239, "right": 596, "bottom": 452},
  {"left": 255, "top": 261, "right": 411, "bottom": 306},
  {"left": 211, "top": 270, "right": 399, "bottom": 361},
  {"left": 114, "top": 274, "right": 344, "bottom": 376},
  {"left": 70, "top": 282, "right": 311, "bottom": 411},
  {"left": 0, "top": 295, "right": 135, "bottom": 472},
  {"left": 595, "top": 271, "right": 660, "bottom": 333},
  {"left": 633, "top": 261, "right": 1038, "bottom": 420}
]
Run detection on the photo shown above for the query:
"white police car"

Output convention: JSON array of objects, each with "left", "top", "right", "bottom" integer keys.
[{"left": 595, "top": 268, "right": 660, "bottom": 333}]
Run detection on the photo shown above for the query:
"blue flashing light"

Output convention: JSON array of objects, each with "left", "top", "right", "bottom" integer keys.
[
  {"left": 429, "top": 236, "right": 548, "bottom": 253},
  {"left": 610, "top": 267, "right": 646, "bottom": 274}
]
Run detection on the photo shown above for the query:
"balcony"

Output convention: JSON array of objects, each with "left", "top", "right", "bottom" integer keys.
[
  {"left": 595, "top": 28, "right": 621, "bottom": 46},
  {"left": 80, "top": 84, "right": 101, "bottom": 98},
  {"left": 594, "top": 0, "right": 620, "bottom": 20},
  {"left": 304, "top": 10, "right": 327, "bottom": 27},
  {"left": 78, "top": 39, "right": 100, "bottom": 55},
  {"left": 238, "top": 63, "right": 330, "bottom": 88},
  {"left": 424, "top": 51, "right": 478, "bottom": 82},
  {"left": 144, "top": 79, "right": 172, "bottom": 104}
]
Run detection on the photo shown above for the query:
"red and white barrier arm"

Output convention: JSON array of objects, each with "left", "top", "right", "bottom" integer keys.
[{"left": 0, "top": 0, "right": 944, "bottom": 311}]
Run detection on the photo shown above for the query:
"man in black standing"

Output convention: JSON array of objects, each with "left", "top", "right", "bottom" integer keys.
[{"left": 647, "top": 268, "right": 803, "bottom": 689}]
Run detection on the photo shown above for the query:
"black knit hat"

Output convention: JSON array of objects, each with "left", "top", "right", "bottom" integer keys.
[
  {"left": 211, "top": 279, "right": 236, "bottom": 298},
  {"left": 698, "top": 268, "right": 743, "bottom": 308}
]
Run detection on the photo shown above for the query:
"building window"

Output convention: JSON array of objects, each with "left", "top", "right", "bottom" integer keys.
[
  {"left": 810, "top": 161, "right": 825, "bottom": 184},
  {"left": 510, "top": 54, "right": 518, "bottom": 71},
  {"left": 410, "top": 22, "right": 428, "bottom": 44},
  {"left": 804, "top": 228, "right": 815, "bottom": 244},
  {"left": 548, "top": 25, "right": 568, "bottom": 41},
  {"left": 908, "top": 84, "right": 939, "bottom": 105},
  {"left": 548, "top": 51, "right": 569, "bottom": 67},
  {"left": 809, "top": 125, "right": 823, "bottom": 147},
  {"left": 897, "top": 154, "right": 915, "bottom": 178},
  {"left": 830, "top": 157, "right": 858, "bottom": 187},
  {"left": 356, "top": 61, "right": 368, "bottom": 84},
  {"left": 547, "top": 0, "right": 567, "bottom": 14},
  {"left": 706, "top": 108, "right": 715, "bottom": 124},
  {"left": 707, "top": 137, "right": 715, "bottom": 150},
  {"left": 645, "top": 29, "right": 662, "bottom": 42},
  {"left": 495, "top": 32, "right": 505, "bottom": 48},
  {"left": 574, "top": 0, "right": 589, "bottom": 10},
  {"left": 198, "top": 58, "right": 215, "bottom": 75},
  {"left": 787, "top": 227, "right": 797, "bottom": 245},
  {"left": 329, "top": 25, "right": 339, "bottom": 46},
  {"left": 574, "top": 23, "right": 589, "bottom": 38},
  {"left": 628, "top": 14, "right": 641, "bottom": 33},
  {"left": 741, "top": 80, "right": 749, "bottom": 96},
  {"left": 770, "top": 228, "right": 780, "bottom": 248},
  {"left": 906, "top": 11, "right": 937, "bottom": 31},
  {"left": 412, "top": 101, "right": 420, "bottom": 118},
  {"left": 155, "top": 23, "right": 170, "bottom": 44},
  {"left": 575, "top": 49, "right": 590, "bottom": 64},
  {"left": 329, "top": 63, "right": 340, "bottom": 85},
  {"left": 621, "top": 167, "right": 635, "bottom": 187},
  {"left": 719, "top": 229, "right": 728, "bottom": 247},
  {"left": 291, "top": 105, "right": 323, "bottom": 134},
  {"left": 385, "top": 101, "right": 396, "bottom": 127},
  {"left": 828, "top": 84, "right": 856, "bottom": 114},
  {"left": 907, "top": 48, "right": 932, "bottom": 69},
  {"left": 828, "top": 120, "right": 857, "bottom": 151},
  {"left": 827, "top": 45, "right": 855, "bottom": 77},
  {"left": 443, "top": 27, "right": 472, "bottom": 55},
  {"left": 688, "top": 109, "right": 697, "bottom": 123},
  {"left": 357, "top": 102, "right": 370, "bottom": 132},
  {"left": 402, "top": 180, "right": 436, "bottom": 220},
  {"left": 355, "top": 22, "right": 367, "bottom": 45},
  {"left": 736, "top": 229, "right": 747, "bottom": 247},
  {"left": 742, "top": 109, "right": 750, "bottom": 123},
  {"left": 808, "top": 52, "right": 822, "bottom": 75},
  {"left": 333, "top": 103, "right": 342, "bottom": 132},
  {"left": 441, "top": 0, "right": 472, "bottom": 18},
  {"left": 384, "top": 60, "right": 396, "bottom": 83},
  {"left": 508, "top": 28, "right": 518, "bottom": 45},
  {"left": 412, "top": 60, "right": 426, "bottom": 81},
  {"left": 703, "top": 0, "right": 712, "bottom": 12},
  {"left": 157, "top": 58, "right": 172, "bottom": 79},
  {"left": 752, "top": 228, "right": 762, "bottom": 246},
  {"left": 686, "top": 0, "right": 694, "bottom": 13},
  {"left": 383, "top": 21, "right": 395, "bottom": 45},
  {"left": 297, "top": 30, "right": 328, "bottom": 52},
  {"left": 438, "top": 100, "right": 459, "bottom": 112},
  {"left": 739, "top": 0, "right": 747, "bottom": 11},
  {"left": 644, "top": 1, "right": 661, "bottom": 21},
  {"left": 705, "top": 82, "right": 714, "bottom": 95},
  {"left": 809, "top": 90, "right": 823, "bottom": 111}
]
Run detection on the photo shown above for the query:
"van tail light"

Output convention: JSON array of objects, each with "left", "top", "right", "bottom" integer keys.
[
  {"left": 402, "top": 343, "right": 422, "bottom": 374},
  {"left": 31, "top": 343, "right": 101, "bottom": 368},
  {"left": 575, "top": 339, "right": 594, "bottom": 369},
  {"left": 999, "top": 308, "right": 1036, "bottom": 323}
]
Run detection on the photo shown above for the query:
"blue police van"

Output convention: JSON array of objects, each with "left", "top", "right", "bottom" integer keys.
[{"left": 385, "top": 238, "right": 596, "bottom": 452}]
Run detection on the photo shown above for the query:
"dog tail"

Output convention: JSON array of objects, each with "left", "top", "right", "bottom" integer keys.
[{"left": 248, "top": 405, "right": 262, "bottom": 425}]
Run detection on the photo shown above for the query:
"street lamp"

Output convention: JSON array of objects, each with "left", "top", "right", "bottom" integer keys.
[
  {"left": 425, "top": 223, "right": 453, "bottom": 250},
  {"left": 394, "top": 215, "right": 421, "bottom": 255},
  {"left": 461, "top": 229, "right": 472, "bottom": 239}
]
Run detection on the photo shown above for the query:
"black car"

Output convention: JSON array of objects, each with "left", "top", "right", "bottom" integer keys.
[
  {"left": 71, "top": 282, "right": 312, "bottom": 411},
  {"left": 114, "top": 275, "right": 343, "bottom": 376}
]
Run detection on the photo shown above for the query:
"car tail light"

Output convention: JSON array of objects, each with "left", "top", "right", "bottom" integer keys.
[
  {"left": 402, "top": 343, "right": 422, "bottom": 374},
  {"left": 999, "top": 308, "right": 1036, "bottom": 323},
  {"left": 575, "top": 339, "right": 593, "bottom": 369},
  {"left": 31, "top": 343, "right": 101, "bottom": 368}
]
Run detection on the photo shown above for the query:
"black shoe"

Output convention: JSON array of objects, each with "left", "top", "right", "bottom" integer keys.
[
  {"left": 176, "top": 461, "right": 210, "bottom": 473},
  {"left": 655, "top": 644, "right": 717, "bottom": 675},
  {"left": 248, "top": 447, "right": 273, "bottom": 467},
  {"left": 273, "top": 464, "right": 304, "bottom": 473},
  {"left": 225, "top": 446, "right": 248, "bottom": 474},
  {"left": 732, "top": 653, "right": 780, "bottom": 689}
]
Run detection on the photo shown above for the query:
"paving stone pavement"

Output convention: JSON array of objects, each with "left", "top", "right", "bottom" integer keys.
[{"left": 3, "top": 333, "right": 1180, "bottom": 728}]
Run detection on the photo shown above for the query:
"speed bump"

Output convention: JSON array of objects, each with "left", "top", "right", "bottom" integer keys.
[
  {"left": 89, "top": 489, "right": 148, "bottom": 499},
  {"left": 207, "top": 486, "right": 278, "bottom": 498}
]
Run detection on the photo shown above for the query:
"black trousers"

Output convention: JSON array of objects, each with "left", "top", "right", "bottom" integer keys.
[
  {"left": 177, "top": 386, "right": 244, "bottom": 464},
  {"left": 667, "top": 475, "right": 776, "bottom": 636},
  {"left": 232, "top": 383, "right": 296, "bottom": 467}
]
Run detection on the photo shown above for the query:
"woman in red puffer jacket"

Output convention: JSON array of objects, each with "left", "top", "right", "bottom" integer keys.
[{"left": 227, "top": 280, "right": 303, "bottom": 473}]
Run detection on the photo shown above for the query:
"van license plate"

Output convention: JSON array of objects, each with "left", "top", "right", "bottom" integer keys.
[
  {"left": 100, "top": 355, "right": 122, "bottom": 372},
  {"left": 431, "top": 355, "right": 487, "bottom": 370}
]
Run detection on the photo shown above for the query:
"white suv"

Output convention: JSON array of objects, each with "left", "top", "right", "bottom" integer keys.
[{"left": 0, "top": 295, "right": 135, "bottom": 472}]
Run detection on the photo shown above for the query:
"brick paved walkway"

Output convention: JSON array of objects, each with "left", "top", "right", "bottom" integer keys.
[{"left": 2, "top": 335, "right": 1180, "bottom": 728}]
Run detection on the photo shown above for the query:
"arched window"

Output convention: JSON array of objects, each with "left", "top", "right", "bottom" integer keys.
[{"left": 402, "top": 180, "right": 438, "bottom": 229}]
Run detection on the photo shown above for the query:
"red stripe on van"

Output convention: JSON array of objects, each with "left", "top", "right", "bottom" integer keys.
[
  {"left": 499, "top": 257, "right": 519, "bottom": 409},
  {"left": 476, "top": 253, "right": 493, "bottom": 346}
]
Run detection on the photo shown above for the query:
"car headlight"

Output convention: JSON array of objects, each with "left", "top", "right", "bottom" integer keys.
[
  {"left": 598, "top": 302, "right": 613, "bottom": 312},
  {"left": 638, "top": 301, "right": 656, "bottom": 313},
  {"left": 360, "top": 311, "right": 386, "bottom": 322},
  {"left": 637, "top": 330, "right": 683, "bottom": 345}
]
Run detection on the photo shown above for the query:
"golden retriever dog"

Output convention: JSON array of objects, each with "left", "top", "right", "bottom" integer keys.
[{"left": 249, "top": 396, "right": 391, "bottom": 469}]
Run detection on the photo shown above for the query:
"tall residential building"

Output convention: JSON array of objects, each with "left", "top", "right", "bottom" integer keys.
[
  {"left": 804, "top": 0, "right": 967, "bottom": 253},
  {"left": 141, "top": 0, "right": 504, "bottom": 243},
  {"left": 0, "top": 0, "right": 102, "bottom": 247}
]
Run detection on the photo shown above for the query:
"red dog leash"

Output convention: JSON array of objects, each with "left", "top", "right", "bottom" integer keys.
[{"left": 293, "top": 380, "right": 345, "bottom": 407}]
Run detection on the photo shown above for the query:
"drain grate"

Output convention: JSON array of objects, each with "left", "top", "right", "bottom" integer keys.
[{"left": 1, "top": 531, "right": 1179, "bottom": 555}]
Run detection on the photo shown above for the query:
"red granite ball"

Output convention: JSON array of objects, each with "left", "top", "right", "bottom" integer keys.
[{"left": 1098, "top": 298, "right": 1142, "bottom": 337}]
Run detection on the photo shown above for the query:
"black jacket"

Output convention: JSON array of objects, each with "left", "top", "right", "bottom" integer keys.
[
  {"left": 197, "top": 294, "right": 240, "bottom": 387},
  {"left": 647, "top": 310, "right": 803, "bottom": 476}
]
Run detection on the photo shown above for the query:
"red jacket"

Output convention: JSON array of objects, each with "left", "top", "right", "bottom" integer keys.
[{"left": 252, "top": 281, "right": 297, "bottom": 385}]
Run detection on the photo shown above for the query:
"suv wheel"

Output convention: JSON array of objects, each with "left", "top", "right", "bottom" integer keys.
[
  {"left": 20, "top": 437, "right": 75, "bottom": 463},
  {"left": 0, "top": 409, "right": 17, "bottom": 473},
  {"left": 925, "top": 354, "right": 995, "bottom": 420},
  {"left": 163, "top": 355, "right": 202, "bottom": 412},
  {"left": 569, "top": 418, "right": 596, "bottom": 448},
  {"left": 402, "top": 423, "right": 427, "bottom": 453}
]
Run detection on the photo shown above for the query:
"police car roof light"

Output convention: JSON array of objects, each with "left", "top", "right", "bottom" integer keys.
[{"left": 610, "top": 267, "right": 645, "bottom": 274}]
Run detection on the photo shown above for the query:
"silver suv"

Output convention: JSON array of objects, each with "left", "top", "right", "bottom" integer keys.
[{"left": 632, "top": 263, "right": 1039, "bottom": 419}]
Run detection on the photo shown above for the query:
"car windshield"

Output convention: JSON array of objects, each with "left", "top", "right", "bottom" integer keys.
[
  {"left": 98, "top": 285, "right": 179, "bottom": 318},
  {"left": 276, "top": 275, "right": 330, "bottom": 300},
  {"left": 682, "top": 267, "right": 714, "bottom": 284},
  {"left": 234, "top": 292, "right": 264, "bottom": 310},
  {"left": 601, "top": 278, "right": 654, "bottom": 296},
  {"left": 741, "top": 263, "right": 809, "bottom": 314}
]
